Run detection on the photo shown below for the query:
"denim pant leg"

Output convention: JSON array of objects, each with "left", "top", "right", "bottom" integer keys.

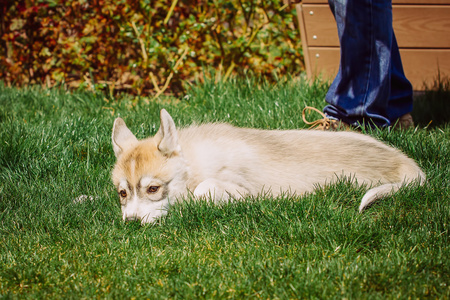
[{"left": 323, "top": 0, "right": 413, "bottom": 127}]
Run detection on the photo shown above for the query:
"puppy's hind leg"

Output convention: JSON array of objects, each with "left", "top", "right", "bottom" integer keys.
[{"left": 193, "top": 179, "right": 248, "bottom": 202}]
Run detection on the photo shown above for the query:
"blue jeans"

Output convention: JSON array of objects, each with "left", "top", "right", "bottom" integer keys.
[{"left": 323, "top": 0, "right": 413, "bottom": 127}]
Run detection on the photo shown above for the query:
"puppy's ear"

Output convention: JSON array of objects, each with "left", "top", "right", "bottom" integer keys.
[
  {"left": 112, "top": 118, "right": 138, "bottom": 158},
  {"left": 157, "top": 109, "right": 181, "bottom": 157}
]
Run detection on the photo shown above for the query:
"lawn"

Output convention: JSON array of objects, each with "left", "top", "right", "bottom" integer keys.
[{"left": 0, "top": 77, "right": 449, "bottom": 299}]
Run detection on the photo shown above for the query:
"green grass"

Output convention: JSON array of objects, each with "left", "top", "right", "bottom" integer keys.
[{"left": 0, "top": 77, "right": 449, "bottom": 299}]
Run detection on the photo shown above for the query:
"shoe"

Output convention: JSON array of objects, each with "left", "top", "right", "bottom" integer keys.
[
  {"left": 393, "top": 113, "right": 414, "bottom": 130},
  {"left": 302, "top": 106, "right": 351, "bottom": 130}
]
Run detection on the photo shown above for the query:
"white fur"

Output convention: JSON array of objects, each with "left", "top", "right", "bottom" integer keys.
[{"left": 111, "top": 109, "right": 425, "bottom": 223}]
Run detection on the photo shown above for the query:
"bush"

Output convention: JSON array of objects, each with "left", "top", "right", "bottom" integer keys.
[{"left": 0, "top": 0, "right": 303, "bottom": 96}]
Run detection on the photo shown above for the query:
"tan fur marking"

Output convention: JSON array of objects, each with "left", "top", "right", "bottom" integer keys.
[{"left": 112, "top": 138, "right": 177, "bottom": 190}]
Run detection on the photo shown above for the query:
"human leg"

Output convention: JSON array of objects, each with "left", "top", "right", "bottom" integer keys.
[{"left": 323, "top": 0, "right": 413, "bottom": 128}]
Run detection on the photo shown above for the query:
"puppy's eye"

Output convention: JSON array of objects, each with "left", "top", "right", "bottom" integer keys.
[
  {"left": 119, "top": 190, "right": 127, "bottom": 198},
  {"left": 147, "top": 186, "right": 160, "bottom": 193}
]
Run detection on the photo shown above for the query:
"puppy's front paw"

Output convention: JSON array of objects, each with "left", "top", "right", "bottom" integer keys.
[{"left": 73, "top": 195, "right": 96, "bottom": 204}]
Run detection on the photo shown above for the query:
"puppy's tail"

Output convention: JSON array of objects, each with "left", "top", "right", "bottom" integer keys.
[{"left": 359, "top": 164, "right": 426, "bottom": 212}]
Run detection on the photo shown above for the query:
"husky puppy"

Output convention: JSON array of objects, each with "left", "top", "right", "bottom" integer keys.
[{"left": 111, "top": 109, "right": 425, "bottom": 223}]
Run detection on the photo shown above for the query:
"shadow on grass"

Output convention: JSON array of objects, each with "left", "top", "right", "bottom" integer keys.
[{"left": 412, "top": 75, "right": 450, "bottom": 128}]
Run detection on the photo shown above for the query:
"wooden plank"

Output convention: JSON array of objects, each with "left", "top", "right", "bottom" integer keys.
[
  {"left": 295, "top": 4, "right": 313, "bottom": 79},
  {"left": 302, "top": 0, "right": 328, "bottom": 3},
  {"left": 302, "top": 4, "right": 450, "bottom": 48},
  {"left": 394, "top": 6, "right": 450, "bottom": 48},
  {"left": 401, "top": 49, "right": 450, "bottom": 89},
  {"left": 393, "top": 0, "right": 450, "bottom": 3},
  {"left": 302, "top": 5, "right": 337, "bottom": 47},
  {"left": 307, "top": 47, "right": 339, "bottom": 81},
  {"left": 307, "top": 48, "right": 450, "bottom": 90}
]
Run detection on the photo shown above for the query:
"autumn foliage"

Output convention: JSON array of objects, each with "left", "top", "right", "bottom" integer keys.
[{"left": 0, "top": 0, "right": 303, "bottom": 96}]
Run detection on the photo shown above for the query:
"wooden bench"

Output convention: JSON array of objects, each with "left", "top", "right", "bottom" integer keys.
[{"left": 295, "top": 0, "right": 450, "bottom": 90}]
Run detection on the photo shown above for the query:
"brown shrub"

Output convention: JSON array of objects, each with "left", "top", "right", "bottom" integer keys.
[{"left": 0, "top": 0, "right": 304, "bottom": 96}]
